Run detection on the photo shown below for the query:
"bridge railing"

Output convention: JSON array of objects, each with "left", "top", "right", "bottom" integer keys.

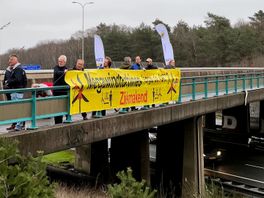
[
  {"left": 0, "top": 72, "right": 264, "bottom": 129},
  {"left": 0, "top": 85, "right": 70, "bottom": 129},
  {"left": 178, "top": 72, "right": 264, "bottom": 103}
]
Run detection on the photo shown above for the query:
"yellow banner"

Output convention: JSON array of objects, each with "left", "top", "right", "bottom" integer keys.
[{"left": 65, "top": 69, "right": 181, "bottom": 115}]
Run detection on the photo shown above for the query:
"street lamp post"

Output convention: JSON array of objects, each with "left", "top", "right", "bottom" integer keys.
[
  {"left": 72, "top": 1, "right": 94, "bottom": 60},
  {"left": 0, "top": 22, "right": 11, "bottom": 31}
]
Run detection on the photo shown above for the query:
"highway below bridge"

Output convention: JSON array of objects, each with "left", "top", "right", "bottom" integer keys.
[{"left": 1, "top": 67, "right": 264, "bottom": 197}]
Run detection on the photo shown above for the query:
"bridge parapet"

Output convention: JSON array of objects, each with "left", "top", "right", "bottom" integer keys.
[{"left": 0, "top": 69, "right": 264, "bottom": 129}]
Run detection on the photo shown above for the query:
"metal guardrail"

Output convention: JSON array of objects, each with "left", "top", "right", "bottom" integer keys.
[
  {"left": 0, "top": 86, "right": 71, "bottom": 129},
  {"left": 0, "top": 72, "right": 263, "bottom": 129},
  {"left": 178, "top": 72, "right": 264, "bottom": 103}
]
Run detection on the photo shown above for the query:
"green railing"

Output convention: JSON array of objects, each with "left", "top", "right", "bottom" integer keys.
[
  {"left": 0, "top": 72, "right": 264, "bottom": 129},
  {"left": 0, "top": 85, "right": 71, "bottom": 129},
  {"left": 178, "top": 72, "right": 264, "bottom": 103}
]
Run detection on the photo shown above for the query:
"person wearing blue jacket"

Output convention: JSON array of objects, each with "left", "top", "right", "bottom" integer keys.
[
  {"left": 129, "top": 56, "right": 143, "bottom": 111},
  {"left": 130, "top": 56, "right": 143, "bottom": 70}
]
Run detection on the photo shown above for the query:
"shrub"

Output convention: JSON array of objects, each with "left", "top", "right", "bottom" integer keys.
[
  {"left": 0, "top": 138, "right": 55, "bottom": 198},
  {"left": 108, "top": 167, "right": 156, "bottom": 198}
]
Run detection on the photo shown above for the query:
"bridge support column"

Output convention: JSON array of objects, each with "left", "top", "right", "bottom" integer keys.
[
  {"left": 222, "top": 105, "right": 250, "bottom": 132},
  {"left": 110, "top": 131, "right": 150, "bottom": 184},
  {"left": 156, "top": 117, "right": 204, "bottom": 197},
  {"left": 75, "top": 145, "right": 91, "bottom": 174},
  {"left": 156, "top": 122, "right": 184, "bottom": 196},
  {"left": 182, "top": 117, "right": 204, "bottom": 197},
  {"left": 204, "top": 112, "right": 216, "bottom": 129},
  {"left": 75, "top": 140, "right": 109, "bottom": 182},
  {"left": 259, "top": 101, "right": 264, "bottom": 133}
]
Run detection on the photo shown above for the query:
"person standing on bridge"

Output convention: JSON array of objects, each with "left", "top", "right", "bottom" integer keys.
[
  {"left": 164, "top": 59, "right": 176, "bottom": 69},
  {"left": 53, "top": 55, "right": 68, "bottom": 124},
  {"left": 145, "top": 58, "right": 158, "bottom": 70},
  {"left": 119, "top": 56, "right": 132, "bottom": 70},
  {"left": 3, "top": 54, "right": 27, "bottom": 131},
  {"left": 162, "top": 59, "right": 176, "bottom": 107},
  {"left": 92, "top": 56, "right": 112, "bottom": 118},
  {"left": 73, "top": 59, "right": 88, "bottom": 120},
  {"left": 144, "top": 58, "right": 158, "bottom": 109},
  {"left": 129, "top": 56, "right": 143, "bottom": 111},
  {"left": 130, "top": 56, "right": 143, "bottom": 70},
  {"left": 119, "top": 56, "right": 132, "bottom": 113}
]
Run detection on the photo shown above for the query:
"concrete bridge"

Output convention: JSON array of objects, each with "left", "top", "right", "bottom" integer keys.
[{"left": 1, "top": 68, "right": 264, "bottom": 197}]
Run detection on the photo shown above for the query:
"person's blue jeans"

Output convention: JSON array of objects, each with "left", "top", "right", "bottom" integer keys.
[{"left": 11, "top": 93, "right": 25, "bottom": 130}]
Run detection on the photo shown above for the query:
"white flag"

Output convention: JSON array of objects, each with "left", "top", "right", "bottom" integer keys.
[
  {"left": 155, "top": 24, "right": 174, "bottom": 65},
  {"left": 94, "top": 34, "right": 105, "bottom": 68}
]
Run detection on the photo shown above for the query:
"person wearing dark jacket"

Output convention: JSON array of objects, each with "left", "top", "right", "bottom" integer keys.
[
  {"left": 119, "top": 56, "right": 132, "bottom": 113},
  {"left": 53, "top": 55, "right": 68, "bottom": 124},
  {"left": 144, "top": 58, "right": 158, "bottom": 109},
  {"left": 4, "top": 54, "right": 27, "bottom": 131},
  {"left": 145, "top": 58, "right": 158, "bottom": 70},
  {"left": 3, "top": 65, "right": 15, "bottom": 130},
  {"left": 119, "top": 56, "right": 132, "bottom": 69},
  {"left": 72, "top": 59, "right": 87, "bottom": 120},
  {"left": 3, "top": 67, "right": 12, "bottom": 100}
]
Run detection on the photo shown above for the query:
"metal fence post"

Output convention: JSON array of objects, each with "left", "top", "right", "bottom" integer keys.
[
  {"left": 215, "top": 76, "right": 219, "bottom": 97},
  {"left": 243, "top": 74, "right": 246, "bottom": 91},
  {"left": 225, "top": 76, "right": 229, "bottom": 95},
  {"left": 65, "top": 87, "right": 72, "bottom": 123},
  {"left": 257, "top": 74, "right": 260, "bottom": 88},
  {"left": 234, "top": 75, "right": 238, "bottom": 93},
  {"left": 177, "top": 80, "right": 182, "bottom": 104},
  {"left": 192, "top": 78, "right": 196, "bottom": 100},
  {"left": 28, "top": 90, "right": 38, "bottom": 129},
  {"left": 204, "top": 77, "right": 208, "bottom": 99},
  {"left": 250, "top": 74, "right": 253, "bottom": 89}
]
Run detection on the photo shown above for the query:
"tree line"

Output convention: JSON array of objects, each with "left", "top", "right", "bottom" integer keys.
[{"left": 0, "top": 10, "right": 263, "bottom": 69}]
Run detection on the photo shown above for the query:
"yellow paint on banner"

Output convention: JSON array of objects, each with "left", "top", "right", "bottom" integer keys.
[{"left": 65, "top": 69, "right": 181, "bottom": 115}]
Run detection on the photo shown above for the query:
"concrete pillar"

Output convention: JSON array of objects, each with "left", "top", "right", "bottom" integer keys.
[
  {"left": 156, "top": 122, "right": 184, "bottom": 197},
  {"left": 222, "top": 105, "right": 250, "bottom": 133},
  {"left": 156, "top": 117, "right": 204, "bottom": 197},
  {"left": 110, "top": 131, "right": 150, "bottom": 184},
  {"left": 75, "top": 144, "right": 91, "bottom": 174},
  {"left": 90, "top": 140, "right": 109, "bottom": 181},
  {"left": 259, "top": 101, "right": 264, "bottom": 133},
  {"left": 75, "top": 140, "right": 109, "bottom": 182},
  {"left": 204, "top": 112, "right": 216, "bottom": 129},
  {"left": 182, "top": 117, "right": 204, "bottom": 198}
]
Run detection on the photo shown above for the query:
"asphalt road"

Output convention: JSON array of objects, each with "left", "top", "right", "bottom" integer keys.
[{"left": 205, "top": 145, "right": 264, "bottom": 189}]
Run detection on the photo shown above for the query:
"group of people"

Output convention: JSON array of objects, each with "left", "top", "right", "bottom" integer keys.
[
  {"left": 120, "top": 56, "right": 176, "bottom": 70},
  {"left": 3, "top": 53, "right": 176, "bottom": 130},
  {"left": 52, "top": 55, "right": 113, "bottom": 124},
  {"left": 52, "top": 54, "right": 176, "bottom": 122}
]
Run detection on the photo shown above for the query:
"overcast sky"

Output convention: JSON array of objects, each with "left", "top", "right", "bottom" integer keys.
[{"left": 0, "top": 0, "right": 262, "bottom": 54}]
